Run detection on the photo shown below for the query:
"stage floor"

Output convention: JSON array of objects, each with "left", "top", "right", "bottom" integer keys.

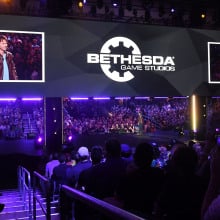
[
  {"left": 0, "top": 130, "right": 190, "bottom": 156},
  {"left": 0, "top": 138, "right": 43, "bottom": 156}
]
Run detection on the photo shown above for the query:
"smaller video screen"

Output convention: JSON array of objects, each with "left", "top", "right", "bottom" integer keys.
[
  {"left": 208, "top": 42, "right": 220, "bottom": 84},
  {"left": 0, "top": 30, "right": 45, "bottom": 82}
]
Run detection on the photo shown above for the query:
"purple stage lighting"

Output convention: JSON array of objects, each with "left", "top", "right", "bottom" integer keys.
[
  {"left": 115, "top": 97, "right": 131, "bottom": 100},
  {"left": 171, "top": 8, "right": 175, "bottom": 13},
  {"left": 135, "top": 97, "right": 149, "bottom": 100},
  {"left": 22, "top": 98, "right": 43, "bottom": 101},
  {"left": 93, "top": 97, "right": 110, "bottom": 100},
  {"left": 70, "top": 97, "right": 89, "bottom": 100},
  {"left": 37, "top": 136, "right": 43, "bottom": 143},
  {"left": 68, "top": 136, "right": 73, "bottom": 141},
  {"left": 0, "top": 98, "right": 16, "bottom": 101}
]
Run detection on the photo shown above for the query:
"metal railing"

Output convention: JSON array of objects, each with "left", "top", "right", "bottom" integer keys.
[
  {"left": 33, "top": 171, "right": 51, "bottom": 220},
  {"left": 60, "top": 184, "right": 146, "bottom": 220},
  {"left": 18, "top": 166, "right": 32, "bottom": 219}
]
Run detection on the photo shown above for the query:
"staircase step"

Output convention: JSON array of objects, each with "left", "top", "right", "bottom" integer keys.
[
  {"left": 0, "top": 207, "right": 58, "bottom": 219},
  {"left": 7, "top": 213, "right": 60, "bottom": 220}
]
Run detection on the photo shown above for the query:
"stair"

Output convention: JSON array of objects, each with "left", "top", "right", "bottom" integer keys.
[{"left": 0, "top": 189, "right": 60, "bottom": 220}]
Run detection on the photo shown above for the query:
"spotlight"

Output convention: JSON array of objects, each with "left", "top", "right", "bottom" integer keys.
[
  {"left": 170, "top": 8, "right": 175, "bottom": 13},
  {"left": 112, "top": 0, "right": 119, "bottom": 7},
  {"left": 37, "top": 136, "right": 43, "bottom": 143},
  {"left": 78, "top": 1, "right": 84, "bottom": 8},
  {"left": 35, "top": 135, "right": 44, "bottom": 149},
  {"left": 68, "top": 136, "right": 73, "bottom": 141},
  {"left": 201, "top": 13, "right": 206, "bottom": 19}
]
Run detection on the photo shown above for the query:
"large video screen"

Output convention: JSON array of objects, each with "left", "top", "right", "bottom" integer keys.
[{"left": 0, "top": 15, "right": 220, "bottom": 96}]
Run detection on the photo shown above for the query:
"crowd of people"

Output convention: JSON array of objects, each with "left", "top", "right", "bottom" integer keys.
[
  {"left": 38, "top": 134, "right": 220, "bottom": 220},
  {"left": 0, "top": 100, "right": 44, "bottom": 139},
  {"left": 63, "top": 97, "right": 190, "bottom": 141}
]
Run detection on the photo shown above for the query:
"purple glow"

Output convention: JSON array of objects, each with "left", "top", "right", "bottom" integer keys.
[
  {"left": 216, "top": 128, "right": 220, "bottom": 132},
  {"left": 113, "top": 3, "right": 117, "bottom": 7},
  {"left": 154, "top": 97, "right": 168, "bottom": 99},
  {"left": 173, "top": 96, "right": 188, "bottom": 99},
  {"left": 83, "top": 0, "right": 86, "bottom": 3},
  {"left": 22, "top": 98, "right": 43, "bottom": 101},
  {"left": 37, "top": 137, "right": 43, "bottom": 143},
  {"left": 0, "top": 98, "right": 16, "bottom": 101},
  {"left": 115, "top": 97, "right": 131, "bottom": 100},
  {"left": 171, "top": 8, "right": 175, "bottom": 13},
  {"left": 71, "top": 97, "right": 89, "bottom": 100},
  {"left": 135, "top": 97, "right": 149, "bottom": 100},
  {"left": 93, "top": 97, "right": 110, "bottom": 100},
  {"left": 68, "top": 136, "right": 73, "bottom": 141}
]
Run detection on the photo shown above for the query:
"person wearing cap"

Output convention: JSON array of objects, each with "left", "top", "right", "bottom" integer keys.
[{"left": 66, "top": 146, "right": 92, "bottom": 187}]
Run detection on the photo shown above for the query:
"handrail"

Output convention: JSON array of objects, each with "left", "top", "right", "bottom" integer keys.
[
  {"left": 18, "top": 166, "right": 32, "bottom": 219},
  {"left": 60, "top": 184, "right": 146, "bottom": 220},
  {"left": 33, "top": 171, "right": 51, "bottom": 220}
]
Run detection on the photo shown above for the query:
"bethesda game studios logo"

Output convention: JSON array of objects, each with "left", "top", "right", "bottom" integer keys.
[{"left": 87, "top": 36, "right": 175, "bottom": 82}]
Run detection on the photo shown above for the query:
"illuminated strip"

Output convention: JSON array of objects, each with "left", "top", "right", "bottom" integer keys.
[
  {"left": 154, "top": 97, "right": 168, "bottom": 99},
  {"left": 192, "top": 95, "right": 197, "bottom": 133},
  {"left": 93, "top": 97, "right": 110, "bottom": 100},
  {"left": 70, "top": 97, "right": 89, "bottom": 100},
  {"left": 134, "top": 97, "right": 149, "bottom": 100},
  {"left": 22, "top": 98, "right": 43, "bottom": 101},
  {"left": 0, "top": 98, "right": 16, "bottom": 101},
  {"left": 115, "top": 97, "right": 131, "bottom": 100}
]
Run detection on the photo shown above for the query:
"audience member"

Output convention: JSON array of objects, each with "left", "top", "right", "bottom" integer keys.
[
  {"left": 66, "top": 146, "right": 92, "bottom": 187},
  {"left": 45, "top": 152, "right": 59, "bottom": 179},
  {"left": 84, "top": 138, "right": 127, "bottom": 199},
  {"left": 0, "top": 203, "right": 4, "bottom": 213},
  {"left": 51, "top": 153, "right": 71, "bottom": 195},
  {"left": 201, "top": 144, "right": 220, "bottom": 220},
  {"left": 117, "top": 142, "right": 164, "bottom": 219},
  {"left": 75, "top": 145, "right": 104, "bottom": 220},
  {"left": 155, "top": 144, "right": 206, "bottom": 220},
  {"left": 77, "top": 145, "right": 104, "bottom": 191},
  {"left": 120, "top": 143, "right": 133, "bottom": 165}
]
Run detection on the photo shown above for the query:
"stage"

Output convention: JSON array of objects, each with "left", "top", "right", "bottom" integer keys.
[{"left": 0, "top": 130, "right": 190, "bottom": 156}]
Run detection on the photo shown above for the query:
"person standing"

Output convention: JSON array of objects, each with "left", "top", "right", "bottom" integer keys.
[{"left": 0, "top": 35, "right": 18, "bottom": 80}]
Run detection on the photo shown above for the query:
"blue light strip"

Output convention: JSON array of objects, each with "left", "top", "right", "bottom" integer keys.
[
  {"left": 134, "top": 97, "right": 149, "bottom": 100},
  {"left": 22, "top": 98, "right": 43, "bottom": 101},
  {"left": 115, "top": 97, "right": 131, "bottom": 100},
  {"left": 70, "top": 97, "right": 89, "bottom": 100},
  {"left": 93, "top": 97, "right": 111, "bottom": 100},
  {"left": 0, "top": 98, "right": 16, "bottom": 101}
]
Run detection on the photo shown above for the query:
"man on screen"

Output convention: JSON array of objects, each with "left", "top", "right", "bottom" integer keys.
[{"left": 0, "top": 35, "right": 17, "bottom": 80}]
